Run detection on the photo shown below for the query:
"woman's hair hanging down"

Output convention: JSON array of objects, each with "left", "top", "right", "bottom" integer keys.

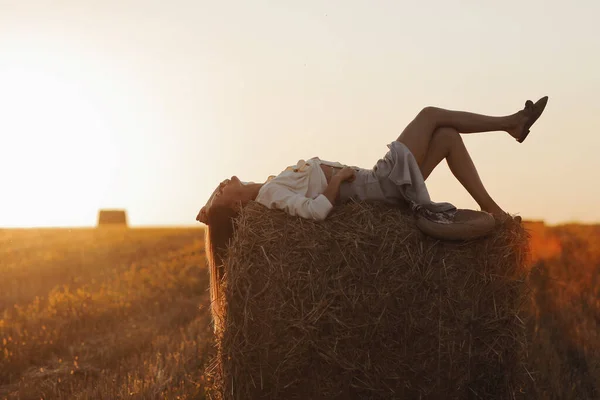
[{"left": 204, "top": 205, "right": 238, "bottom": 333}]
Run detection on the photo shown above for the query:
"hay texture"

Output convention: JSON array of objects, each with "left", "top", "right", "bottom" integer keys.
[{"left": 208, "top": 201, "right": 530, "bottom": 400}]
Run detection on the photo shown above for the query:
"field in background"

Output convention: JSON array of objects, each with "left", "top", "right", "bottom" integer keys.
[
  {"left": 0, "top": 227, "right": 213, "bottom": 399},
  {"left": 524, "top": 222, "right": 600, "bottom": 399},
  {"left": 1, "top": 222, "right": 599, "bottom": 399}
]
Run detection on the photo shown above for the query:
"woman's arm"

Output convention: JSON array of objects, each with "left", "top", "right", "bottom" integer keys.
[
  {"left": 256, "top": 167, "right": 356, "bottom": 221},
  {"left": 322, "top": 175, "right": 344, "bottom": 206},
  {"left": 258, "top": 188, "right": 334, "bottom": 221},
  {"left": 322, "top": 167, "right": 356, "bottom": 205}
]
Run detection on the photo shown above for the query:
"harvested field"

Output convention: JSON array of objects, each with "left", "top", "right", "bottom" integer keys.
[
  {"left": 0, "top": 227, "right": 213, "bottom": 399},
  {"left": 1, "top": 217, "right": 599, "bottom": 399}
]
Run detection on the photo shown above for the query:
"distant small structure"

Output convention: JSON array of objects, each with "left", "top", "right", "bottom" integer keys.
[{"left": 97, "top": 209, "right": 128, "bottom": 227}]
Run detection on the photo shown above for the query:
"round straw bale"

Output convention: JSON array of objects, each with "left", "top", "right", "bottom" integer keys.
[{"left": 207, "top": 201, "right": 531, "bottom": 400}]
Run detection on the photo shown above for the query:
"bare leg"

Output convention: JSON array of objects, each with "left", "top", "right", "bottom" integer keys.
[
  {"left": 419, "top": 127, "right": 504, "bottom": 215},
  {"left": 397, "top": 106, "right": 527, "bottom": 165}
]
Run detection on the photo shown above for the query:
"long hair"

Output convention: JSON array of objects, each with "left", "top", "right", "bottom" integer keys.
[{"left": 205, "top": 205, "right": 238, "bottom": 333}]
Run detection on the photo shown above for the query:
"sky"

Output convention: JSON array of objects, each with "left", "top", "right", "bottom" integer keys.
[{"left": 0, "top": 0, "right": 599, "bottom": 227}]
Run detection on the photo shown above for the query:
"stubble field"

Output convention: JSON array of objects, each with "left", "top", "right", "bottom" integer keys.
[
  {"left": 0, "top": 227, "right": 213, "bottom": 399},
  {"left": 1, "top": 221, "right": 599, "bottom": 399}
]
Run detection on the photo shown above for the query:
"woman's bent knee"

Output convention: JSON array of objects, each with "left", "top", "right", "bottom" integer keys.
[
  {"left": 418, "top": 106, "right": 441, "bottom": 121},
  {"left": 432, "top": 127, "right": 461, "bottom": 146}
]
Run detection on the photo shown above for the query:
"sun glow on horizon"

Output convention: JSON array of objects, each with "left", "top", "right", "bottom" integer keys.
[
  {"left": 2, "top": 1, "right": 600, "bottom": 227},
  {"left": 0, "top": 57, "right": 121, "bottom": 227}
]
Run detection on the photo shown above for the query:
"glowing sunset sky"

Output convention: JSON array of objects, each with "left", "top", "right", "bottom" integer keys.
[{"left": 1, "top": 0, "right": 599, "bottom": 227}]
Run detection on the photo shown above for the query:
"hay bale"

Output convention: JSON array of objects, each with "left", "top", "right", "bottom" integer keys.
[
  {"left": 208, "top": 201, "right": 531, "bottom": 400},
  {"left": 97, "top": 209, "right": 128, "bottom": 227}
]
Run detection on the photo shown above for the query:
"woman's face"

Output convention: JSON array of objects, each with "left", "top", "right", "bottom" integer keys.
[{"left": 196, "top": 176, "right": 244, "bottom": 224}]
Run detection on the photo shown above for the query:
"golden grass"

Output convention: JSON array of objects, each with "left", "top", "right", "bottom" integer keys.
[
  {"left": 525, "top": 223, "right": 600, "bottom": 399},
  {"left": 0, "top": 227, "right": 213, "bottom": 399}
]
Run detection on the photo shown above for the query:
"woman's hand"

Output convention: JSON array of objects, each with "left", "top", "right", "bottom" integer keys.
[
  {"left": 323, "top": 166, "right": 356, "bottom": 206},
  {"left": 337, "top": 167, "right": 356, "bottom": 183}
]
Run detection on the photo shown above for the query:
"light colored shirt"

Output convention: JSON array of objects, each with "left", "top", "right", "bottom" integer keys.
[
  {"left": 253, "top": 141, "right": 456, "bottom": 222},
  {"left": 255, "top": 157, "right": 347, "bottom": 221}
]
